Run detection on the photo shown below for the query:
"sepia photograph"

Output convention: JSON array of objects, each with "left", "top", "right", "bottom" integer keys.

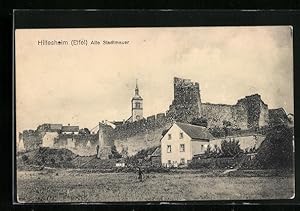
[{"left": 15, "top": 26, "right": 294, "bottom": 203}]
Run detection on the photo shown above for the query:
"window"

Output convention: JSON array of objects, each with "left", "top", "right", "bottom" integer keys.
[
  {"left": 135, "top": 102, "right": 141, "bottom": 108},
  {"left": 201, "top": 145, "right": 204, "bottom": 151},
  {"left": 180, "top": 144, "right": 185, "bottom": 152},
  {"left": 167, "top": 145, "right": 172, "bottom": 153},
  {"left": 179, "top": 132, "right": 184, "bottom": 139},
  {"left": 168, "top": 134, "right": 172, "bottom": 140},
  {"left": 180, "top": 158, "right": 185, "bottom": 164}
]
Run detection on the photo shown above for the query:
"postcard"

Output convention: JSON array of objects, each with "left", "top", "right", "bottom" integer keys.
[{"left": 15, "top": 26, "right": 294, "bottom": 202}]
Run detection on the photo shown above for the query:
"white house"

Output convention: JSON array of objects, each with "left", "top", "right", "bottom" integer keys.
[
  {"left": 161, "top": 122, "right": 214, "bottom": 167},
  {"left": 61, "top": 125, "right": 79, "bottom": 135}
]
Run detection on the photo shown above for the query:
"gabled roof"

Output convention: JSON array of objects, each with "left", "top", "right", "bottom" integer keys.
[
  {"left": 175, "top": 122, "right": 214, "bottom": 140},
  {"left": 61, "top": 126, "right": 79, "bottom": 132}
]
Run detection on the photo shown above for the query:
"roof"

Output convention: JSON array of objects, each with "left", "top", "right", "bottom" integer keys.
[
  {"left": 49, "top": 124, "right": 63, "bottom": 130},
  {"left": 175, "top": 122, "right": 214, "bottom": 140},
  {"left": 61, "top": 126, "right": 79, "bottom": 132},
  {"left": 150, "top": 146, "right": 161, "bottom": 157},
  {"left": 112, "top": 121, "right": 124, "bottom": 126},
  {"left": 146, "top": 146, "right": 159, "bottom": 156},
  {"left": 132, "top": 94, "right": 143, "bottom": 100}
]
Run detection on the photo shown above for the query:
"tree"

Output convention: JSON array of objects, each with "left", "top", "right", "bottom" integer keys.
[
  {"left": 190, "top": 117, "right": 208, "bottom": 127},
  {"left": 250, "top": 125, "right": 294, "bottom": 169},
  {"left": 79, "top": 128, "right": 90, "bottom": 135},
  {"left": 220, "top": 139, "right": 242, "bottom": 157}
]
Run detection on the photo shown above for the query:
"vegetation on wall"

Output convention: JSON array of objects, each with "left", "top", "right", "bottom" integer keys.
[{"left": 190, "top": 117, "right": 208, "bottom": 127}]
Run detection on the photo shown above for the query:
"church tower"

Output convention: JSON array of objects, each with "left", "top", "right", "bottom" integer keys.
[{"left": 131, "top": 79, "right": 143, "bottom": 122}]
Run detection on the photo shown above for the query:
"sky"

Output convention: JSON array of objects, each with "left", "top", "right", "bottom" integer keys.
[{"left": 15, "top": 26, "right": 294, "bottom": 133}]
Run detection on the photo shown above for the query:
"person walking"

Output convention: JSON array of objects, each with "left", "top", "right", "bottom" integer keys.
[{"left": 137, "top": 167, "right": 144, "bottom": 182}]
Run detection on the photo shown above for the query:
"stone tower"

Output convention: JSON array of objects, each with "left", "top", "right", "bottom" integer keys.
[
  {"left": 236, "top": 94, "right": 269, "bottom": 129},
  {"left": 131, "top": 79, "right": 143, "bottom": 122},
  {"left": 97, "top": 122, "right": 113, "bottom": 159},
  {"left": 167, "top": 77, "right": 202, "bottom": 123}
]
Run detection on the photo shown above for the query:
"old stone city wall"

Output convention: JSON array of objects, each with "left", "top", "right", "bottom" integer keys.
[
  {"left": 201, "top": 94, "right": 269, "bottom": 130},
  {"left": 110, "top": 79, "right": 270, "bottom": 156},
  {"left": 202, "top": 103, "right": 249, "bottom": 129},
  {"left": 22, "top": 130, "right": 44, "bottom": 151},
  {"left": 20, "top": 78, "right": 273, "bottom": 157},
  {"left": 164, "top": 77, "right": 269, "bottom": 130},
  {"left": 21, "top": 127, "right": 99, "bottom": 155},
  {"left": 113, "top": 113, "right": 174, "bottom": 156}
]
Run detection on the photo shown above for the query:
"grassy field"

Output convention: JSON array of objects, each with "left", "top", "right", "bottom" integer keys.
[{"left": 17, "top": 169, "right": 294, "bottom": 202}]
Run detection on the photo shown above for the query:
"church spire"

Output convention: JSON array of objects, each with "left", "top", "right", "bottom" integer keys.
[{"left": 135, "top": 79, "right": 139, "bottom": 95}]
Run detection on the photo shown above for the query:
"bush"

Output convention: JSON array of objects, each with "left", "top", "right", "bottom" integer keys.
[
  {"left": 204, "top": 144, "right": 221, "bottom": 158},
  {"left": 220, "top": 139, "right": 242, "bottom": 157},
  {"left": 188, "top": 157, "right": 241, "bottom": 169},
  {"left": 189, "top": 160, "right": 212, "bottom": 169}
]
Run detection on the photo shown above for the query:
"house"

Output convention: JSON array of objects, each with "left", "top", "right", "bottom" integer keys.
[
  {"left": 161, "top": 122, "right": 214, "bottom": 167},
  {"left": 61, "top": 125, "right": 79, "bottom": 134}
]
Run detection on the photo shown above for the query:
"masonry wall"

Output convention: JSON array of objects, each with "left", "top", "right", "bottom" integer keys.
[
  {"left": 54, "top": 133, "right": 99, "bottom": 156},
  {"left": 202, "top": 103, "right": 234, "bottom": 128},
  {"left": 259, "top": 102, "right": 269, "bottom": 127},
  {"left": 113, "top": 113, "right": 173, "bottom": 156},
  {"left": 202, "top": 94, "right": 269, "bottom": 130},
  {"left": 167, "top": 77, "right": 202, "bottom": 123},
  {"left": 42, "top": 132, "right": 59, "bottom": 147},
  {"left": 22, "top": 130, "right": 44, "bottom": 151},
  {"left": 21, "top": 126, "right": 99, "bottom": 155},
  {"left": 210, "top": 134, "right": 266, "bottom": 152}
]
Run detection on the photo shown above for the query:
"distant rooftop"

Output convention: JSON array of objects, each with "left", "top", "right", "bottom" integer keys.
[{"left": 61, "top": 126, "right": 79, "bottom": 132}]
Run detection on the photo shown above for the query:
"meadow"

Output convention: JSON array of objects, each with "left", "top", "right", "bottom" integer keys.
[{"left": 16, "top": 169, "right": 294, "bottom": 203}]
